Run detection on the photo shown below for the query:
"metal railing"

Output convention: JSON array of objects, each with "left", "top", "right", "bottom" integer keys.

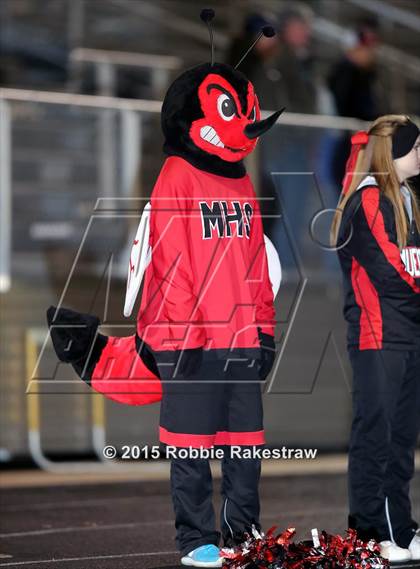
[
  {"left": 25, "top": 327, "right": 167, "bottom": 474},
  {"left": 347, "top": 0, "right": 420, "bottom": 33},
  {"left": 69, "top": 47, "right": 182, "bottom": 97},
  {"left": 0, "top": 88, "right": 158, "bottom": 294},
  {"left": 0, "top": 99, "right": 11, "bottom": 294}
]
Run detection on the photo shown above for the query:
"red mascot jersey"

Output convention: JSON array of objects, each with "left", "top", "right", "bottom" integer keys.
[{"left": 137, "top": 155, "right": 275, "bottom": 378}]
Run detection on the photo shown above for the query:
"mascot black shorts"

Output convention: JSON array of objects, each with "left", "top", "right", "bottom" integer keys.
[
  {"left": 347, "top": 348, "right": 420, "bottom": 548},
  {"left": 158, "top": 351, "right": 265, "bottom": 449}
]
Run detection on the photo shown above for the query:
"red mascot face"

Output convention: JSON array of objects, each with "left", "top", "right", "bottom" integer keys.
[{"left": 189, "top": 73, "right": 261, "bottom": 162}]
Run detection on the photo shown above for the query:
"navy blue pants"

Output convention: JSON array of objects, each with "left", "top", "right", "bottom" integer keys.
[
  {"left": 168, "top": 446, "right": 262, "bottom": 556},
  {"left": 347, "top": 348, "right": 420, "bottom": 548}
]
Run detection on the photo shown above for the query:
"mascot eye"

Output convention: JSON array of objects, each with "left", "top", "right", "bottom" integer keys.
[
  {"left": 217, "top": 94, "right": 236, "bottom": 121},
  {"left": 248, "top": 106, "right": 256, "bottom": 122}
]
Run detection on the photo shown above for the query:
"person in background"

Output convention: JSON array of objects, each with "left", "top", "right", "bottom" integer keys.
[
  {"left": 328, "top": 18, "right": 384, "bottom": 191},
  {"left": 227, "top": 8, "right": 316, "bottom": 112},
  {"left": 227, "top": 13, "right": 280, "bottom": 111},
  {"left": 262, "top": 7, "right": 318, "bottom": 275},
  {"left": 275, "top": 7, "right": 317, "bottom": 114}
]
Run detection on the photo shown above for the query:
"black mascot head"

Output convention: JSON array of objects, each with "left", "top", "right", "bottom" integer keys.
[{"left": 161, "top": 9, "right": 284, "bottom": 178}]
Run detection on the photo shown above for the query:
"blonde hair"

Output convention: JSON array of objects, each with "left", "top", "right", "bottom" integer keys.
[{"left": 330, "top": 114, "right": 420, "bottom": 249}]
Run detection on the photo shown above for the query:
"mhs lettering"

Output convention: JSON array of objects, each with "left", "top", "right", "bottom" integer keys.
[{"left": 199, "top": 200, "right": 253, "bottom": 240}]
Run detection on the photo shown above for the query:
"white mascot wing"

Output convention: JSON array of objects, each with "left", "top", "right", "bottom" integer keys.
[
  {"left": 264, "top": 233, "right": 282, "bottom": 299},
  {"left": 123, "top": 201, "right": 152, "bottom": 318}
]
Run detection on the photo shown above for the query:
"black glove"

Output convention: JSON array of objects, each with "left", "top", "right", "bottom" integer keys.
[
  {"left": 257, "top": 326, "right": 275, "bottom": 381},
  {"left": 46, "top": 305, "right": 107, "bottom": 384}
]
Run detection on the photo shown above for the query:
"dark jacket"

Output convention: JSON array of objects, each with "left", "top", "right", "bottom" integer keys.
[{"left": 337, "top": 176, "right": 420, "bottom": 351}]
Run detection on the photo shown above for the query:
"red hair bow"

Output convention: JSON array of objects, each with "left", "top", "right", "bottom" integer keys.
[
  {"left": 342, "top": 130, "right": 369, "bottom": 195},
  {"left": 351, "top": 130, "right": 369, "bottom": 146}
]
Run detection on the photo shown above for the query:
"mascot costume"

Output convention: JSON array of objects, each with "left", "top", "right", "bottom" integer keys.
[{"left": 47, "top": 9, "right": 283, "bottom": 567}]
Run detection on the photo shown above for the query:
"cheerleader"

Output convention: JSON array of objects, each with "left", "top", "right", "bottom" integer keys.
[{"left": 331, "top": 115, "right": 420, "bottom": 562}]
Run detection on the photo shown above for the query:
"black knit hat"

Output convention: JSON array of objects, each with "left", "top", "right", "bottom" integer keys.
[{"left": 392, "top": 119, "right": 419, "bottom": 159}]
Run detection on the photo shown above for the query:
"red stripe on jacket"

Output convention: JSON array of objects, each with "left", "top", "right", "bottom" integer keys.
[
  {"left": 361, "top": 189, "right": 420, "bottom": 293},
  {"left": 351, "top": 257, "right": 383, "bottom": 349}
]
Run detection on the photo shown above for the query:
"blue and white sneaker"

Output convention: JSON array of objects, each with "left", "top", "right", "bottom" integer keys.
[{"left": 181, "top": 543, "right": 224, "bottom": 567}]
